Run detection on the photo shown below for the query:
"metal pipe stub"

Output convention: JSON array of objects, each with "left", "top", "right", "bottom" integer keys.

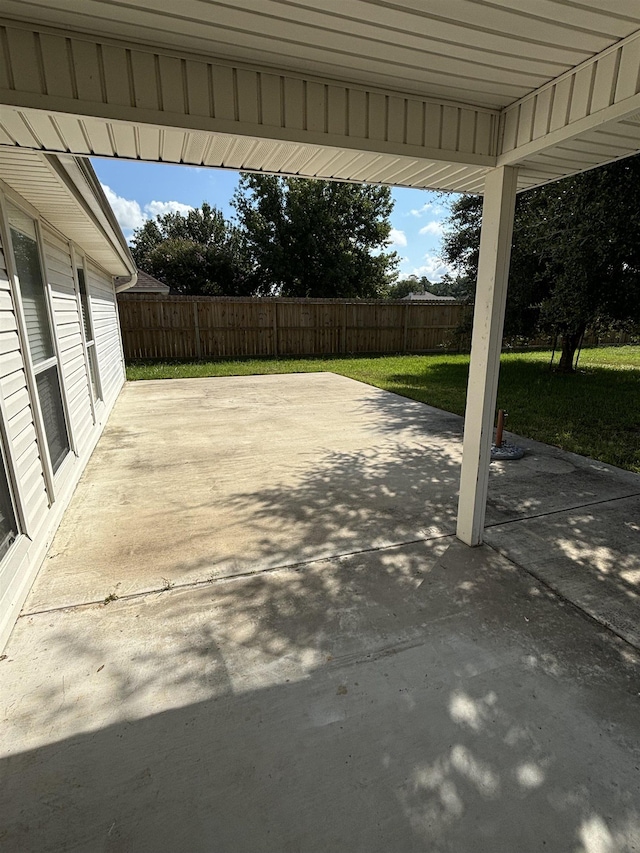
[{"left": 491, "top": 410, "right": 524, "bottom": 460}]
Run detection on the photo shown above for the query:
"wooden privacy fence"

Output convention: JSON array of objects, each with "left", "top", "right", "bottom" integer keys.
[{"left": 117, "top": 294, "right": 467, "bottom": 360}]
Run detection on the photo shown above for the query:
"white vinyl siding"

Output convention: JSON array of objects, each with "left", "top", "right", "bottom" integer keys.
[
  {"left": 0, "top": 246, "right": 48, "bottom": 531},
  {"left": 0, "top": 236, "right": 47, "bottom": 644},
  {"left": 0, "top": 185, "right": 129, "bottom": 651},
  {"left": 86, "top": 261, "right": 125, "bottom": 406}
]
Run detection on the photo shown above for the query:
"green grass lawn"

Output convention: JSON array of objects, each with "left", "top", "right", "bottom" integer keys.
[{"left": 127, "top": 346, "right": 640, "bottom": 473}]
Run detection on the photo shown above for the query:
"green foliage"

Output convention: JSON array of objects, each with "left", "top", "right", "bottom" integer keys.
[
  {"left": 441, "top": 157, "right": 640, "bottom": 369},
  {"left": 131, "top": 202, "right": 252, "bottom": 296},
  {"left": 384, "top": 274, "right": 468, "bottom": 301},
  {"left": 233, "top": 174, "right": 398, "bottom": 297},
  {"left": 131, "top": 177, "right": 399, "bottom": 299}
]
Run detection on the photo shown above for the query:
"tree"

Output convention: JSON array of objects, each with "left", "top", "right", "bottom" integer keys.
[
  {"left": 131, "top": 203, "right": 252, "bottom": 296},
  {"left": 441, "top": 156, "right": 640, "bottom": 371},
  {"left": 233, "top": 174, "right": 398, "bottom": 298}
]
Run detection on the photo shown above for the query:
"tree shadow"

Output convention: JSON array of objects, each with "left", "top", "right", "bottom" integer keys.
[
  {"left": 3, "top": 372, "right": 640, "bottom": 850},
  {"left": 485, "top": 495, "right": 640, "bottom": 647},
  {"left": 385, "top": 356, "right": 640, "bottom": 471},
  {"left": 2, "top": 538, "right": 640, "bottom": 852}
]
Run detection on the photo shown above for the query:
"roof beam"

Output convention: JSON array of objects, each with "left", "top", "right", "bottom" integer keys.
[
  {"left": 0, "top": 17, "right": 498, "bottom": 169},
  {"left": 498, "top": 29, "right": 640, "bottom": 167}
]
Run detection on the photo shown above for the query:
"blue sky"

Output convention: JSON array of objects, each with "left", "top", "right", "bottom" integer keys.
[{"left": 91, "top": 157, "right": 457, "bottom": 282}]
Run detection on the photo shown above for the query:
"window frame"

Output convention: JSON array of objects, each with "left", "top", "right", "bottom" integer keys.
[
  {"left": 0, "top": 189, "right": 45, "bottom": 536},
  {"left": 0, "top": 188, "right": 76, "bottom": 500},
  {"left": 72, "top": 247, "right": 103, "bottom": 414}
]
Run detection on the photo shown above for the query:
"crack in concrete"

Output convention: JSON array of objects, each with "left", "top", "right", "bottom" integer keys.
[
  {"left": 19, "top": 493, "right": 640, "bottom": 652},
  {"left": 19, "top": 531, "right": 455, "bottom": 619}
]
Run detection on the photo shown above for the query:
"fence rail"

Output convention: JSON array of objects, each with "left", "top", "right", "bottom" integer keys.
[
  {"left": 117, "top": 294, "right": 467, "bottom": 360},
  {"left": 117, "top": 293, "right": 634, "bottom": 360}
]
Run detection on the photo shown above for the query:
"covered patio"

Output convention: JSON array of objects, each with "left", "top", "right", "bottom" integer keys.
[
  {"left": 1, "top": 373, "right": 639, "bottom": 851},
  {"left": 3, "top": 2, "right": 640, "bottom": 548},
  {"left": 2, "top": 3, "right": 640, "bottom": 849}
]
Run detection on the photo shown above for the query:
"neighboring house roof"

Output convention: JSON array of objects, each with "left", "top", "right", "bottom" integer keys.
[
  {"left": 403, "top": 291, "right": 457, "bottom": 301},
  {"left": 129, "top": 271, "right": 171, "bottom": 294}
]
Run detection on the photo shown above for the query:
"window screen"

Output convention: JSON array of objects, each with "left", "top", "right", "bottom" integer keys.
[
  {"left": 0, "top": 451, "right": 17, "bottom": 561},
  {"left": 77, "top": 265, "right": 101, "bottom": 403},
  {"left": 7, "top": 209, "right": 55, "bottom": 366},
  {"left": 87, "top": 346, "right": 99, "bottom": 401},
  {"left": 7, "top": 202, "right": 70, "bottom": 475},
  {"left": 36, "top": 366, "right": 68, "bottom": 473},
  {"left": 77, "top": 267, "right": 93, "bottom": 342}
]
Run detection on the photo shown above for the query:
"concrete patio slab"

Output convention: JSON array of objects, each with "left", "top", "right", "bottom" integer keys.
[
  {"left": 2, "top": 539, "right": 640, "bottom": 852},
  {"left": 23, "top": 374, "right": 640, "bottom": 618},
  {"left": 2, "top": 372, "right": 640, "bottom": 852},
  {"left": 485, "top": 494, "right": 640, "bottom": 648},
  {"left": 25, "top": 374, "right": 464, "bottom": 612}
]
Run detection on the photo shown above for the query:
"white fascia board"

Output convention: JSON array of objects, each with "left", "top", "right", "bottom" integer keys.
[
  {"left": 0, "top": 17, "right": 499, "bottom": 171},
  {"left": 43, "top": 154, "right": 136, "bottom": 277}
]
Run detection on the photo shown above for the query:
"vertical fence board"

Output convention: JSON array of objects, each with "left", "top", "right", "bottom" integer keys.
[{"left": 117, "top": 294, "right": 466, "bottom": 359}]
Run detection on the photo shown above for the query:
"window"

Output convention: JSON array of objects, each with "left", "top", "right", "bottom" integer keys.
[
  {"left": 7, "top": 202, "right": 70, "bottom": 474},
  {"left": 77, "top": 265, "right": 101, "bottom": 403},
  {"left": 0, "top": 447, "right": 18, "bottom": 561}
]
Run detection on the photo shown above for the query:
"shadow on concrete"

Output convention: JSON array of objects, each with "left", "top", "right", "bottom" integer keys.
[
  {"left": 2, "top": 538, "right": 640, "bottom": 852},
  {"left": 4, "top": 373, "right": 640, "bottom": 851},
  {"left": 485, "top": 494, "right": 640, "bottom": 648},
  {"left": 151, "top": 438, "right": 462, "bottom": 587},
  {"left": 351, "top": 384, "right": 465, "bottom": 441}
]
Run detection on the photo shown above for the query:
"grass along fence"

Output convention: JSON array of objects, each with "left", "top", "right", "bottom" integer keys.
[{"left": 117, "top": 294, "right": 467, "bottom": 360}]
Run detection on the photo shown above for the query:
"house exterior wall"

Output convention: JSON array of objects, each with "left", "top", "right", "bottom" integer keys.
[{"left": 0, "top": 182, "right": 125, "bottom": 650}]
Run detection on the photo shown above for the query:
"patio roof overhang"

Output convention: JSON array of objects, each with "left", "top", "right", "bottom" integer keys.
[
  {"left": 2, "top": 4, "right": 640, "bottom": 193},
  {"left": 1, "top": 1, "right": 639, "bottom": 544}
]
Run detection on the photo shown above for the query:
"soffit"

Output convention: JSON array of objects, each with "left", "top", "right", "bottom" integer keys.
[
  {"left": 0, "top": 107, "right": 493, "bottom": 194},
  {"left": 4, "top": 0, "right": 640, "bottom": 109},
  {"left": 0, "top": 148, "right": 133, "bottom": 275}
]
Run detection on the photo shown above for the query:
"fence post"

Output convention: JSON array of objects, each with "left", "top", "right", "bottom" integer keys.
[
  {"left": 273, "top": 301, "right": 279, "bottom": 356},
  {"left": 193, "top": 300, "right": 202, "bottom": 358},
  {"left": 403, "top": 302, "right": 409, "bottom": 352},
  {"left": 342, "top": 302, "right": 347, "bottom": 353}
]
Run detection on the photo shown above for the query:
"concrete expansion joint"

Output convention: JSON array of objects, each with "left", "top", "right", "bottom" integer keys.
[
  {"left": 19, "top": 532, "right": 457, "bottom": 620},
  {"left": 485, "top": 491, "right": 640, "bottom": 529}
]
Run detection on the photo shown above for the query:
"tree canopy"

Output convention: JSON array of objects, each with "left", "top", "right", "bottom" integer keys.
[
  {"left": 131, "top": 176, "right": 399, "bottom": 299},
  {"left": 233, "top": 174, "right": 398, "bottom": 298},
  {"left": 131, "top": 202, "right": 252, "bottom": 296},
  {"left": 441, "top": 156, "right": 640, "bottom": 370}
]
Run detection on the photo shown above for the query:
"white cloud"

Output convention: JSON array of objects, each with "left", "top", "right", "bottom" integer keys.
[
  {"left": 419, "top": 220, "right": 444, "bottom": 236},
  {"left": 388, "top": 227, "right": 407, "bottom": 247},
  {"left": 102, "top": 185, "right": 145, "bottom": 232},
  {"left": 407, "top": 252, "right": 457, "bottom": 283},
  {"left": 101, "top": 184, "right": 195, "bottom": 241},
  {"left": 409, "top": 201, "right": 448, "bottom": 218},
  {"left": 145, "top": 200, "right": 194, "bottom": 218}
]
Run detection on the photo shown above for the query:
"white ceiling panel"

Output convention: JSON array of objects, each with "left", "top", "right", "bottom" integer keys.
[{"left": 4, "top": 1, "right": 640, "bottom": 108}]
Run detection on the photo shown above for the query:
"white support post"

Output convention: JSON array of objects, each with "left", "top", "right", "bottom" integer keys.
[{"left": 456, "top": 165, "right": 518, "bottom": 546}]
